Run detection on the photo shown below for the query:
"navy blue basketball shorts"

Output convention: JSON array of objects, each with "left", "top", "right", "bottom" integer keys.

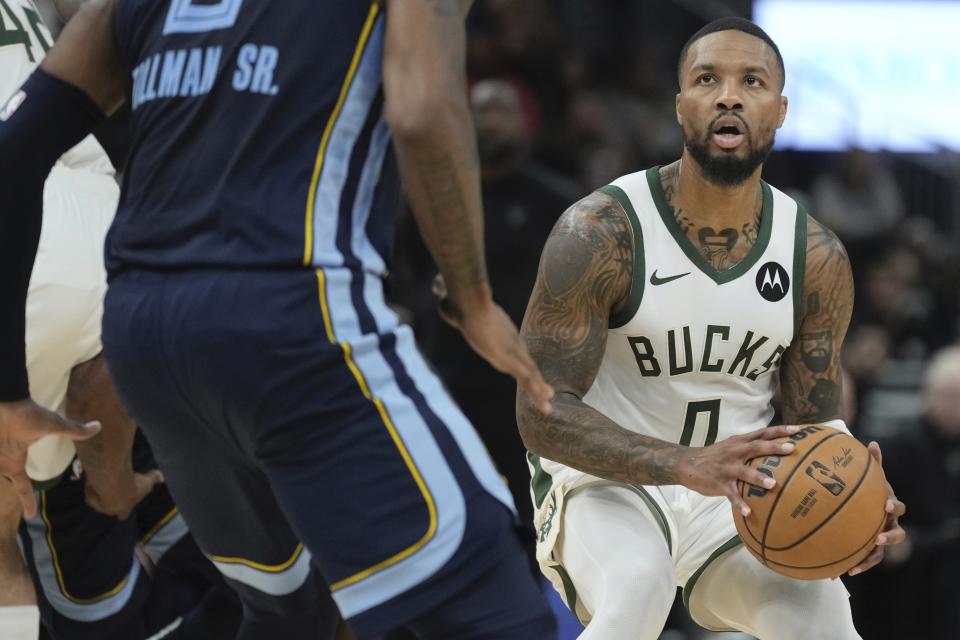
[
  {"left": 100, "top": 267, "right": 555, "bottom": 639},
  {"left": 21, "top": 432, "right": 229, "bottom": 640}
]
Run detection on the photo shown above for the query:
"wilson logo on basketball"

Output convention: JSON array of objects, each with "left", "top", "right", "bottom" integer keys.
[{"left": 747, "top": 455, "right": 781, "bottom": 499}]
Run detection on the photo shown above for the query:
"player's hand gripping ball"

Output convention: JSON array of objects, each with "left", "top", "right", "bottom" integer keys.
[{"left": 734, "top": 424, "right": 887, "bottom": 580}]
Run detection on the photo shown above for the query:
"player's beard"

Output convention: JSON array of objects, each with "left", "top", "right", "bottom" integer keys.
[{"left": 683, "top": 122, "right": 775, "bottom": 187}]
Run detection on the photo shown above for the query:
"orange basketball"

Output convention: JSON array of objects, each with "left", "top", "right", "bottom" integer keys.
[{"left": 734, "top": 424, "right": 888, "bottom": 580}]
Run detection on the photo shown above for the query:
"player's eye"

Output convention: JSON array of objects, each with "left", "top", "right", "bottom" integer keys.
[
  {"left": 745, "top": 76, "right": 762, "bottom": 87},
  {"left": 697, "top": 74, "right": 716, "bottom": 85}
]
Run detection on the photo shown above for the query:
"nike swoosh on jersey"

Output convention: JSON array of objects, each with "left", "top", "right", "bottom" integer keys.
[{"left": 649, "top": 270, "right": 691, "bottom": 285}]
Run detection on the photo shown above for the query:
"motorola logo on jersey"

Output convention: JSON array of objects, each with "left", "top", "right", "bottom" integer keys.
[{"left": 756, "top": 261, "right": 790, "bottom": 302}]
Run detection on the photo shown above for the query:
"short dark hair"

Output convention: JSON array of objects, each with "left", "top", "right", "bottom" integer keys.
[{"left": 677, "top": 17, "right": 785, "bottom": 90}]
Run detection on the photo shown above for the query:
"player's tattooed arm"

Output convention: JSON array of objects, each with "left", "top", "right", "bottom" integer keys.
[
  {"left": 780, "top": 216, "right": 854, "bottom": 424},
  {"left": 517, "top": 192, "right": 685, "bottom": 485}
]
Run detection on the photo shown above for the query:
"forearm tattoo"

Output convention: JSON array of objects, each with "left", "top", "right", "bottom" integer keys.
[{"left": 781, "top": 217, "right": 854, "bottom": 424}]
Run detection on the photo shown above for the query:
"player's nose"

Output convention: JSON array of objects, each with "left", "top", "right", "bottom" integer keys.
[{"left": 716, "top": 80, "right": 743, "bottom": 111}]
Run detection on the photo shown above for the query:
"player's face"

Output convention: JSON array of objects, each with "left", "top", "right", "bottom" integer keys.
[{"left": 676, "top": 30, "right": 788, "bottom": 187}]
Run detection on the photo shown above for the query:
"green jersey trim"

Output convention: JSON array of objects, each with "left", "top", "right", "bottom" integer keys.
[
  {"left": 645, "top": 167, "right": 774, "bottom": 285},
  {"left": 792, "top": 203, "right": 809, "bottom": 339},
  {"left": 528, "top": 452, "right": 553, "bottom": 509},
  {"left": 628, "top": 485, "right": 673, "bottom": 555},
  {"left": 597, "top": 185, "right": 645, "bottom": 329},
  {"left": 550, "top": 561, "right": 580, "bottom": 618}
]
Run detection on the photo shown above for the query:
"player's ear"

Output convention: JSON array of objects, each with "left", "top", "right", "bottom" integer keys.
[
  {"left": 675, "top": 93, "right": 683, "bottom": 126},
  {"left": 776, "top": 95, "right": 788, "bottom": 129}
]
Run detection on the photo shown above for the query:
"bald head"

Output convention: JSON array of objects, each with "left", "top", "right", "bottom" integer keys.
[{"left": 925, "top": 346, "right": 960, "bottom": 436}]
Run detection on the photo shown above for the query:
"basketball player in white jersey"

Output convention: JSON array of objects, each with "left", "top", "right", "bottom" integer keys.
[{"left": 517, "top": 18, "right": 906, "bottom": 640}]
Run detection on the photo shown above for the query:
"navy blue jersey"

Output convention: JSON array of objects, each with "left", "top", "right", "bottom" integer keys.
[{"left": 108, "top": 0, "right": 400, "bottom": 274}]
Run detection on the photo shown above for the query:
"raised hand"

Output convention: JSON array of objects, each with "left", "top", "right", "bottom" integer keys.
[{"left": 0, "top": 399, "right": 101, "bottom": 518}]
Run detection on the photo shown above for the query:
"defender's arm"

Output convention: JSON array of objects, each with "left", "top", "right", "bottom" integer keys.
[
  {"left": 780, "top": 215, "right": 905, "bottom": 574},
  {"left": 383, "top": 0, "right": 486, "bottom": 308},
  {"left": 382, "top": 0, "right": 552, "bottom": 411},
  {"left": 0, "top": 0, "right": 120, "bottom": 515},
  {"left": 41, "top": 0, "right": 124, "bottom": 114}
]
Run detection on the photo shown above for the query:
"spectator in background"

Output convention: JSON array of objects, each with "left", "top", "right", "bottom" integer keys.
[
  {"left": 849, "top": 346, "right": 960, "bottom": 640},
  {"left": 810, "top": 147, "right": 905, "bottom": 264},
  {"left": 854, "top": 250, "right": 930, "bottom": 357},
  {"left": 841, "top": 324, "right": 892, "bottom": 434}
]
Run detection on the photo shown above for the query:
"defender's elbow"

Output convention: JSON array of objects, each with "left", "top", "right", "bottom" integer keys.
[{"left": 383, "top": 64, "right": 465, "bottom": 142}]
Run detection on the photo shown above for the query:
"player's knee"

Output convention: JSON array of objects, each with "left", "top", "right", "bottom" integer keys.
[
  {"left": 751, "top": 580, "right": 860, "bottom": 640},
  {"left": 780, "top": 603, "right": 860, "bottom": 640},
  {"left": 591, "top": 558, "right": 674, "bottom": 623}
]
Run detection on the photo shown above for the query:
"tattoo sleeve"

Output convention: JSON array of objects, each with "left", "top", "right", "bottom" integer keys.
[
  {"left": 517, "top": 192, "right": 684, "bottom": 485},
  {"left": 780, "top": 216, "right": 854, "bottom": 424}
]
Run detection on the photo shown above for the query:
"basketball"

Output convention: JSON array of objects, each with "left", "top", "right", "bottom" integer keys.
[{"left": 735, "top": 424, "right": 888, "bottom": 580}]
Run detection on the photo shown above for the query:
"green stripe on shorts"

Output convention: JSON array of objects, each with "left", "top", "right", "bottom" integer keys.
[{"left": 682, "top": 534, "right": 742, "bottom": 612}]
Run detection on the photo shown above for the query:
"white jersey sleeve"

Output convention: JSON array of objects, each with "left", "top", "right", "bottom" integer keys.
[{"left": 1, "top": 0, "right": 114, "bottom": 176}]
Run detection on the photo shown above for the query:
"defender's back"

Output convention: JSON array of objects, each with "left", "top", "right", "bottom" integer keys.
[{"left": 112, "top": 0, "right": 400, "bottom": 274}]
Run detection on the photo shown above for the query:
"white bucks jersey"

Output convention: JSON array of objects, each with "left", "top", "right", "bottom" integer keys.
[
  {"left": 0, "top": 0, "right": 50, "bottom": 102},
  {"left": 0, "top": 0, "right": 113, "bottom": 173},
  {"left": 536, "top": 166, "right": 807, "bottom": 492}
]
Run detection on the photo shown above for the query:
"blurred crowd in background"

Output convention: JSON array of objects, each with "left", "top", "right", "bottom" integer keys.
[
  {"left": 388, "top": 1, "right": 960, "bottom": 638},
  {"left": 36, "top": 0, "right": 960, "bottom": 638}
]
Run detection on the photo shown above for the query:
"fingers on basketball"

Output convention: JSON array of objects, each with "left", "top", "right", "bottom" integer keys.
[
  {"left": 850, "top": 545, "right": 884, "bottom": 575},
  {"left": 727, "top": 485, "right": 751, "bottom": 516},
  {"left": 760, "top": 424, "right": 800, "bottom": 440},
  {"left": 742, "top": 438, "right": 794, "bottom": 462},
  {"left": 739, "top": 464, "right": 775, "bottom": 490}
]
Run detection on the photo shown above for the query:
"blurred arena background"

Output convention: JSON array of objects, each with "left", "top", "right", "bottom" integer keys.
[{"left": 33, "top": 1, "right": 960, "bottom": 638}]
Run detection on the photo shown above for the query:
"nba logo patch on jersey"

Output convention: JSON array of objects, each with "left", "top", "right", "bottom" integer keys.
[
  {"left": 0, "top": 90, "right": 26, "bottom": 122},
  {"left": 756, "top": 262, "right": 789, "bottom": 302}
]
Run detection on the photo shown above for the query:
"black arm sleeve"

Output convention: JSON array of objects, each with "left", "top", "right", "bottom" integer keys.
[{"left": 0, "top": 68, "right": 105, "bottom": 401}]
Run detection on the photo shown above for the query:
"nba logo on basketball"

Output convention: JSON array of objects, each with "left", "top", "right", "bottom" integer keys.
[{"left": 805, "top": 461, "right": 847, "bottom": 497}]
